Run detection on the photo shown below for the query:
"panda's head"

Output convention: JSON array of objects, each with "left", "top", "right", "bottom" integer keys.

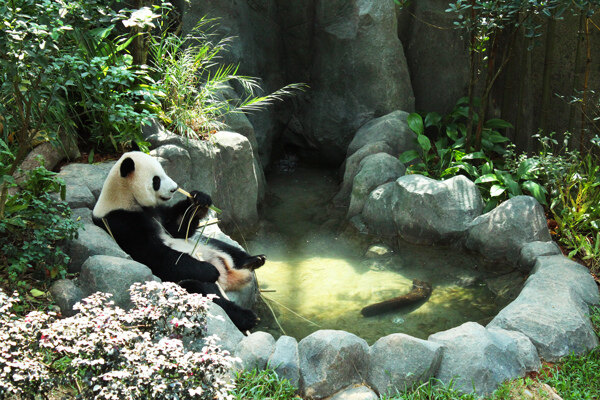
[{"left": 93, "top": 151, "right": 178, "bottom": 218}]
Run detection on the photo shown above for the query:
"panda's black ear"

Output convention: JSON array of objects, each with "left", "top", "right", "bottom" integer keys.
[{"left": 120, "top": 157, "right": 135, "bottom": 178}]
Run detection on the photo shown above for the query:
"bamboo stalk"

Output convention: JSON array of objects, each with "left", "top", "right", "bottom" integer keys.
[
  {"left": 177, "top": 187, "right": 192, "bottom": 198},
  {"left": 177, "top": 187, "right": 222, "bottom": 213}
]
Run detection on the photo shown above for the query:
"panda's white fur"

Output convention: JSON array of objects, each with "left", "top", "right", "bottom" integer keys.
[
  {"left": 94, "top": 151, "right": 178, "bottom": 217},
  {"left": 93, "top": 151, "right": 252, "bottom": 291}
]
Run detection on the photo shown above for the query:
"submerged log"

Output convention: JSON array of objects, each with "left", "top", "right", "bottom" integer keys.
[{"left": 361, "top": 279, "right": 432, "bottom": 317}]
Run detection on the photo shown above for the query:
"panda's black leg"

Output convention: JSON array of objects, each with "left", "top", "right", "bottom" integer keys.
[
  {"left": 206, "top": 238, "right": 266, "bottom": 270},
  {"left": 178, "top": 280, "right": 258, "bottom": 332}
]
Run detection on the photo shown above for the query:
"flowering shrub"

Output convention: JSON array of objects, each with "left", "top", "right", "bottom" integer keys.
[{"left": 0, "top": 282, "right": 237, "bottom": 400}]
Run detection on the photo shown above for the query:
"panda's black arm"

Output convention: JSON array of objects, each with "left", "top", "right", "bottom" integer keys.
[
  {"left": 93, "top": 210, "right": 219, "bottom": 283},
  {"left": 158, "top": 191, "right": 211, "bottom": 238}
]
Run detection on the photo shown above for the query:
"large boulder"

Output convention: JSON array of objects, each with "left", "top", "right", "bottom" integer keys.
[
  {"left": 361, "top": 182, "right": 399, "bottom": 237},
  {"left": 204, "top": 302, "right": 245, "bottom": 353},
  {"left": 347, "top": 153, "right": 405, "bottom": 218},
  {"left": 267, "top": 335, "right": 300, "bottom": 387},
  {"left": 466, "top": 196, "right": 552, "bottom": 263},
  {"left": 517, "top": 240, "right": 562, "bottom": 272},
  {"left": 393, "top": 174, "right": 484, "bottom": 245},
  {"left": 346, "top": 111, "right": 415, "bottom": 158},
  {"left": 428, "top": 322, "right": 540, "bottom": 396},
  {"left": 368, "top": 333, "right": 442, "bottom": 396},
  {"left": 300, "top": 2, "right": 415, "bottom": 164},
  {"left": 65, "top": 223, "right": 130, "bottom": 273},
  {"left": 334, "top": 140, "right": 394, "bottom": 206},
  {"left": 146, "top": 130, "right": 261, "bottom": 233},
  {"left": 298, "top": 330, "right": 369, "bottom": 399},
  {"left": 77, "top": 255, "right": 156, "bottom": 310},
  {"left": 488, "top": 255, "right": 599, "bottom": 361},
  {"left": 235, "top": 331, "right": 276, "bottom": 371},
  {"left": 58, "top": 162, "right": 115, "bottom": 200},
  {"left": 50, "top": 279, "right": 84, "bottom": 317}
]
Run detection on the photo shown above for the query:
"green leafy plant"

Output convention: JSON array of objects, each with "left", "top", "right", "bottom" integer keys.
[
  {"left": 400, "top": 98, "right": 512, "bottom": 179},
  {"left": 148, "top": 12, "right": 305, "bottom": 140},
  {"left": 0, "top": 161, "right": 79, "bottom": 298},
  {"left": 500, "top": 132, "right": 600, "bottom": 271},
  {"left": 465, "top": 154, "right": 548, "bottom": 212},
  {"left": 549, "top": 154, "right": 600, "bottom": 272},
  {"left": 400, "top": 99, "right": 547, "bottom": 211},
  {"left": 0, "top": 0, "right": 163, "bottom": 219},
  {"left": 61, "top": 23, "right": 161, "bottom": 150}
]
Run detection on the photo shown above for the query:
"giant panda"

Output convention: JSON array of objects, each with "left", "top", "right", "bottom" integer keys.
[{"left": 92, "top": 151, "right": 265, "bottom": 331}]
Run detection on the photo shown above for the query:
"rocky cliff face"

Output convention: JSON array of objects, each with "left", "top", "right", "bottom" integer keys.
[{"left": 177, "top": 0, "right": 415, "bottom": 166}]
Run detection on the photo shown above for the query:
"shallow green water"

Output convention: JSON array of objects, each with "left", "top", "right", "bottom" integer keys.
[{"left": 246, "top": 166, "right": 512, "bottom": 345}]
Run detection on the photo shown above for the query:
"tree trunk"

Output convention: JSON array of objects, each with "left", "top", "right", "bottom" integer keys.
[{"left": 540, "top": 17, "right": 557, "bottom": 135}]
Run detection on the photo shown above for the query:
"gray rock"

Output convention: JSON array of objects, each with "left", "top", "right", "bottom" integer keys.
[
  {"left": 267, "top": 335, "right": 300, "bottom": 387},
  {"left": 361, "top": 182, "right": 399, "bottom": 237},
  {"left": 59, "top": 162, "right": 114, "bottom": 200},
  {"left": 15, "top": 139, "right": 79, "bottom": 186},
  {"left": 346, "top": 111, "right": 415, "bottom": 158},
  {"left": 429, "top": 322, "right": 539, "bottom": 396},
  {"left": 488, "top": 255, "right": 599, "bottom": 361},
  {"left": 518, "top": 241, "right": 562, "bottom": 272},
  {"left": 78, "top": 255, "right": 155, "bottom": 310},
  {"left": 151, "top": 144, "right": 192, "bottom": 193},
  {"left": 298, "top": 330, "right": 369, "bottom": 399},
  {"left": 302, "top": 2, "right": 415, "bottom": 164},
  {"left": 328, "top": 385, "right": 378, "bottom": 400},
  {"left": 210, "top": 131, "right": 260, "bottom": 232},
  {"left": 65, "top": 223, "right": 130, "bottom": 273},
  {"left": 393, "top": 175, "right": 484, "bottom": 245},
  {"left": 368, "top": 333, "right": 442, "bottom": 396},
  {"left": 70, "top": 207, "right": 93, "bottom": 224},
  {"left": 49, "top": 279, "right": 84, "bottom": 317},
  {"left": 235, "top": 331, "right": 276, "bottom": 371},
  {"left": 216, "top": 84, "right": 266, "bottom": 201},
  {"left": 466, "top": 196, "right": 551, "bottom": 263},
  {"left": 147, "top": 130, "right": 261, "bottom": 233},
  {"left": 399, "top": 1, "right": 469, "bottom": 114},
  {"left": 63, "top": 184, "right": 95, "bottom": 209},
  {"left": 347, "top": 153, "right": 405, "bottom": 218},
  {"left": 334, "top": 141, "right": 394, "bottom": 206},
  {"left": 205, "top": 302, "right": 245, "bottom": 353}
]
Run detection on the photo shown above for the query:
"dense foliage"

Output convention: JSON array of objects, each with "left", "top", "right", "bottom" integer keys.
[
  {"left": 401, "top": 98, "right": 600, "bottom": 271},
  {"left": 0, "top": 140, "right": 79, "bottom": 310}
]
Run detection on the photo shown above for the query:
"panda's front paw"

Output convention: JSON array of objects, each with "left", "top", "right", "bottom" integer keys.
[{"left": 189, "top": 190, "right": 212, "bottom": 208}]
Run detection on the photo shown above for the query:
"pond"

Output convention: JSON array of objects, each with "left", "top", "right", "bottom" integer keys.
[{"left": 246, "top": 165, "right": 518, "bottom": 345}]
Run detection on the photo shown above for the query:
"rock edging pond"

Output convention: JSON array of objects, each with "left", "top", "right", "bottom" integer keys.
[{"left": 51, "top": 129, "right": 599, "bottom": 399}]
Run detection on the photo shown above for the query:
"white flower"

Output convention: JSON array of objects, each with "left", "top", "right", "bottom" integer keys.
[{"left": 122, "top": 7, "right": 159, "bottom": 29}]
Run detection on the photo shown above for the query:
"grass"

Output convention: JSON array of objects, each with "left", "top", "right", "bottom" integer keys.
[{"left": 230, "top": 367, "right": 301, "bottom": 400}]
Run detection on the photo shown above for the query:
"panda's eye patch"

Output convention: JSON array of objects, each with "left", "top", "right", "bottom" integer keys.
[{"left": 152, "top": 176, "right": 161, "bottom": 191}]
